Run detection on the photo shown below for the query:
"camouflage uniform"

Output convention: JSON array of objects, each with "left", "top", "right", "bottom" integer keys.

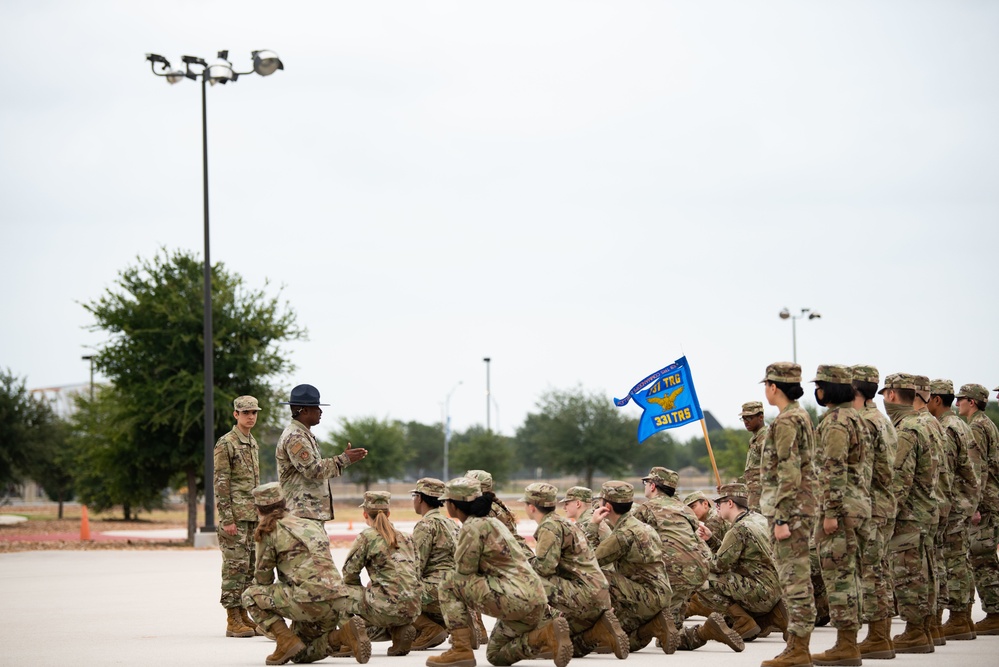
[
  {"left": 684, "top": 491, "right": 729, "bottom": 553},
  {"left": 962, "top": 384, "right": 999, "bottom": 615},
  {"left": 523, "top": 483, "right": 612, "bottom": 654},
  {"left": 852, "top": 365, "right": 898, "bottom": 625},
  {"left": 438, "top": 478, "right": 551, "bottom": 666},
  {"left": 698, "top": 493, "right": 781, "bottom": 615},
  {"left": 340, "top": 491, "right": 421, "bottom": 640},
  {"left": 740, "top": 401, "right": 767, "bottom": 512},
  {"left": 759, "top": 362, "right": 818, "bottom": 638},
  {"left": 811, "top": 365, "right": 871, "bottom": 633},
  {"left": 932, "top": 379, "right": 980, "bottom": 614},
  {"left": 593, "top": 482, "right": 673, "bottom": 646},
  {"left": 563, "top": 490, "right": 610, "bottom": 550},
  {"left": 214, "top": 399, "right": 261, "bottom": 610},
  {"left": 465, "top": 469, "right": 533, "bottom": 560},
  {"left": 412, "top": 480, "right": 459, "bottom": 621},
  {"left": 242, "top": 483, "right": 348, "bottom": 663},
  {"left": 276, "top": 418, "right": 353, "bottom": 521},
  {"left": 634, "top": 467, "right": 710, "bottom": 628},
  {"left": 882, "top": 374, "right": 940, "bottom": 627}
]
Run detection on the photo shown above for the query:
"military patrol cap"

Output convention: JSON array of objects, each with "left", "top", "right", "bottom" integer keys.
[
  {"left": 715, "top": 482, "right": 749, "bottom": 507},
  {"left": 994, "top": 385, "right": 999, "bottom": 393},
  {"left": 761, "top": 362, "right": 802, "bottom": 384},
  {"left": 359, "top": 490, "right": 391, "bottom": 510},
  {"left": 812, "top": 364, "right": 852, "bottom": 384},
  {"left": 930, "top": 379, "right": 954, "bottom": 396},
  {"left": 956, "top": 383, "right": 989, "bottom": 403},
  {"left": 597, "top": 480, "right": 634, "bottom": 503},
  {"left": 252, "top": 482, "right": 283, "bottom": 506},
  {"left": 411, "top": 477, "right": 446, "bottom": 498},
  {"left": 234, "top": 395, "right": 262, "bottom": 412},
  {"left": 912, "top": 375, "right": 931, "bottom": 402},
  {"left": 464, "top": 469, "right": 494, "bottom": 492},
  {"left": 519, "top": 483, "right": 558, "bottom": 508},
  {"left": 558, "top": 486, "right": 593, "bottom": 504},
  {"left": 642, "top": 466, "right": 679, "bottom": 489},
  {"left": 739, "top": 401, "right": 764, "bottom": 417},
  {"left": 878, "top": 373, "right": 917, "bottom": 395},
  {"left": 850, "top": 365, "right": 879, "bottom": 384},
  {"left": 441, "top": 477, "right": 482, "bottom": 502},
  {"left": 683, "top": 490, "right": 709, "bottom": 506},
  {"left": 279, "top": 384, "right": 329, "bottom": 406}
]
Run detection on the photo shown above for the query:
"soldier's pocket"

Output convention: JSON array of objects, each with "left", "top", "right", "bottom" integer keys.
[
  {"left": 969, "top": 523, "right": 997, "bottom": 557},
  {"left": 888, "top": 530, "right": 920, "bottom": 553},
  {"left": 819, "top": 531, "right": 848, "bottom": 568}
]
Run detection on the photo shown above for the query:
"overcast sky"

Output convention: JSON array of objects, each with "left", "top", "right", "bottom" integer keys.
[{"left": 2, "top": 1, "right": 997, "bottom": 443}]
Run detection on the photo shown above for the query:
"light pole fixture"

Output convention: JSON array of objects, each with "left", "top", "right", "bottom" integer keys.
[
  {"left": 778, "top": 307, "right": 821, "bottom": 364},
  {"left": 145, "top": 49, "right": 283, "bottom": 536},
  {"left": 81, "top": 355, "right": 95, "bottom": 402},
  {"left": 443, "top": 381, "right": 462, "bottom": 482},
  {"left": 483, "top": 357, "right": 492, "bottom": 432}
]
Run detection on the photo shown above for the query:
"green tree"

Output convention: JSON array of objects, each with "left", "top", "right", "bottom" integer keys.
[
  {"left": 0, "top": 368, "right": 57, "bottom": 496},
  {"left": 449, "top": 426, "right": 515, "bottom": 488},
  {"left": 333, "top": 417, "right": 411, "bottom": 491},
  {"left": 83, "top": 249, "right": 303, "bottom": 540},
  {"left": 71, "top": 388, "right": 165, "bottom": 519},
  {"left": 515, "top": 386, "right": 635, "bottom": 489},
  {"left": 403, "top": 420, "right": 445, "bottom": 480},
  {"left": 26, "top": 418, "right": 75, "bottom": 518},
  {"left": 688, "top": 428, "right": 751, "bottom": 485}
]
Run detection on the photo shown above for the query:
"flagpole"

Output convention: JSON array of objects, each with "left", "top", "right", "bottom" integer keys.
[{"left": 700, "top": 419, "right": 722, "bottom": 488}]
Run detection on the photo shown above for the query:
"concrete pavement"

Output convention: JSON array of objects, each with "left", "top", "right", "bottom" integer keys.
[{"left": 1, "top": 547, "right": 996, "bottom": 667}]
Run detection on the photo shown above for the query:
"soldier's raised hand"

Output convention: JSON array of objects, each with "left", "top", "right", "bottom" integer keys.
[{"left": 344, "top": 441, "right": 368, "bottom": 463}]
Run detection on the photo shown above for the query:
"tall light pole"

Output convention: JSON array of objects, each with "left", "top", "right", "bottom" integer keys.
[
  {"left": 81, "top": 355, "right": 95, "bottom": 402},
  {"left": 778, "top": 307, "right": 821, "bottom": 363},
  {"left": 483, "top": 357, "right": 491, "bottom": 432},
  {"left": 443, "top": 381, "right": 462, "bottom": 482},
  {"left": 145, "top": 50, "right": 283, "bottom": 538}
]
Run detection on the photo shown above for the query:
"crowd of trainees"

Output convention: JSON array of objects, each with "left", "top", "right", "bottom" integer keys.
[{"left": 211, "top": 369, "right": 999, "bottom": 667}]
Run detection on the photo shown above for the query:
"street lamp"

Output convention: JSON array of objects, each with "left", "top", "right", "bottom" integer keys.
[
  {"left": 443, "top": 381, "right": 462, "bottom": 482},
  {"left": 145, "top": 49, "right": 283, "bottom": 539},
  {"left": 483, "top": 357, "right": 491, "bottom": 432},
  {"left": 778, "top": 307, "right": 821, "bottom": 364},
  {"left": 81, "top": 355, "right": 94, "bottom": 402}
]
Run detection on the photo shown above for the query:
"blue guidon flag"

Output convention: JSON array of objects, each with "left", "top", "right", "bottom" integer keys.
[{"left": 614, "top": 356, "right": 704, "bottom": 442}]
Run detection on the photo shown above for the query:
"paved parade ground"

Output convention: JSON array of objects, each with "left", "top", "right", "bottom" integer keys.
[{"left": 2, "top": 547, "right": 998, "bottom": 667}]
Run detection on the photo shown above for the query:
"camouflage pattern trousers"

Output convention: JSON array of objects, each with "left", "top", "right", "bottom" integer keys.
[
  {"left": 889, "top": 520, "right": 934, "bottom": 623},
  {"left": 545, "top": 576, "right": 609, "bottom": 635},
  {"left": 814, "top": 519, "right": 862, "bottom": 631},
  {"left": 970, "top": 512, "right": 999, "bottom": 613},
  {"left": 771, "top": 516, "right": 816, "bottom": 638},
  {"left": 218, "top": 520, "right": 257, "bottom": 608},
  {"left": 857, "top": 515, "right": 894, "bottom": 622},
  {"left": 439, "top": 570, "right": 547, "bottom": 666},
  {"left": 242, "top": 583, "right": 344, "bottom": 663},
  {"left": 940, "top": 516, "right": 973, "bottom": 610},
  {"left": 419, "top": 578, "right": 446, "bottom": 625},
  {"left": 602, "top": 570, "right": 671, "bottom": 650},
  {"left": 341, "top": 583, "right": 420, "bottom": 633},
  {"left": 664, "top": 559, "right": 708, "bottom": 629},
  {"left": 699, "top": 570, "right": 781, "bottom": 616}
]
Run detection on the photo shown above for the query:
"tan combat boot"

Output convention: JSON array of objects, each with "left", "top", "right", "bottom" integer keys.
[
  {"left": 426, "top": 627, "right": 476, "bottom": 667},
  {"left": 857, "top": 617, "right": 894, "bottom": 659},
  {"left": 472, "top": 612, "right": 488, "bottom": 647},
  {"left": 413, "top": 614, "right": 449, "bottom": 650},
  {"left": 761, "top": 631, "right": 812, "bottom": 667},
  {"left": 327, "top": 616, "right": 371, "bottom": 663},
  {"left": 265, "top": 619, "right": 306, "bottom": 666},
  {"left": 636, "top": 609, "right": 679, "bottom": 655},
  {"left": 757, "top": 600, "right": 789, "bottom": 641},
  {"left": 580, "top": 610, "right": 628, "bottom": 659},
  {"left": 893, "top": 619, "right": 933, "bottom": 654},
  {"left": 974, "top": 612, "right": 999, "bottom": 636},
  {"left": 684, "top": 612, "right": 744, "bottom": 652},
  {"left": 226, "top": 607, "right": 255, "bottom": 638},
  {"left": 941, "top": 607, "right": 976, "bottom": 641},
  {"left": 926, "top": 609, "right": 945, "bottom": 646},
  {"left": 686, "top": 593, "right": 715, "bottom": 618},
  {"left": 811, "top": 627, "right": 861, "bottom": 666},
  {"left": 527, "top": 617, "right": 572, "bottom": 667},
  {"left": 387, "top": 624, "right": 417, "bottom": 656},
  {"left": 727, "top": 603, "right": 761, "bottom": 641}
]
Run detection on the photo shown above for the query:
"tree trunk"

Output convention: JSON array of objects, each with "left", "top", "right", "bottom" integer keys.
[
  {"left": 123, "top": 502, "right": 132, "bottom": 521},
  {"left": 186, "top": 466, "right": 198, "bottom": 544},
  {"left": 57, "top": 492, "right": 64, "bottom": 520},
  {"left": 585, "top": 467, "right": 594, "bottom": 491}
]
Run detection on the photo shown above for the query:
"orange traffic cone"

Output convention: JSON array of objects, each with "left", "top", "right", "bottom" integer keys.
[
  {"left": 348, "top": 520, "right": 354, "bottom": 530},
  {"left": 80, "top": 505, "right": 91, "bottom": 541}
]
